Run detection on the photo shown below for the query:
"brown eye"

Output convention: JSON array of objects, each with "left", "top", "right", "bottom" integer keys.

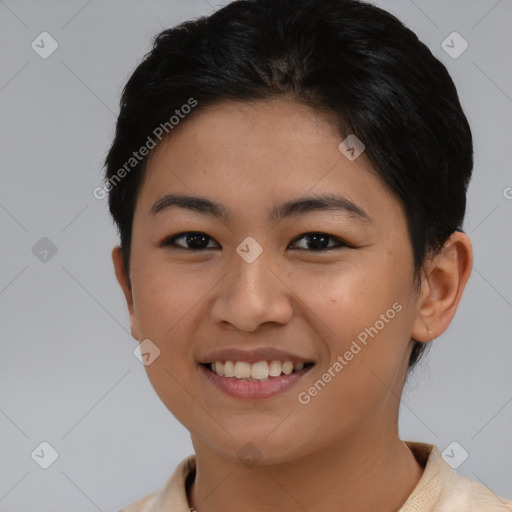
[
  {"left": 288, "top": 232, "right": 349, "bottom": 251},
  {"left": 161, "top": 231, "right": 219, "bottom": 250}
]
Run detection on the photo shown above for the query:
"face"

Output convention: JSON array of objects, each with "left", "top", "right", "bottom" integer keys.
[{"left": 115, "top": 97, "right": 423, "bottom": 464}]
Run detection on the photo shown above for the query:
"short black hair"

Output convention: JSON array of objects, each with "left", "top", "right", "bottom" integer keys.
[{"left": 104, "top": 0, "right": 473, "bottom": 373}]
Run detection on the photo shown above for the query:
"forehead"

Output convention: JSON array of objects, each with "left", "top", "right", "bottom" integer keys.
[{"left": 136, "top": 98, "right": 404, "bottom": 227}]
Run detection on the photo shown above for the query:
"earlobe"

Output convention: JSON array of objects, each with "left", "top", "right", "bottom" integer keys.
[
  {"left": 411, "top": 231, "right": 473, "bottom": 342},
  {"left": 112, "top": 245, "right": 140, "bottom": 340}
]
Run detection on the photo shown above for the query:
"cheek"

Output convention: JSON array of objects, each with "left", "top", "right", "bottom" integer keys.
[
  {"left": 301, "top": 257, "right": 404, "bottom": 323},
  {"left": 298, "top": 255, "right": 413, "bottom": 368},
  {"left": 131, "top": 264, "right": 204, "bottom": 418},
  {"left": 131, "top": 258, "right": 205, "bottom": 338}
]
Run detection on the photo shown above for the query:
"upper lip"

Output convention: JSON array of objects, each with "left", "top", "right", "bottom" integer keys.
[{"left": 199, "top": 347, "right": 314, "bottom": 365}]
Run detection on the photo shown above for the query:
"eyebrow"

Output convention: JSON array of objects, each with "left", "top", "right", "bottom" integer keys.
[{"left": 149, "top": 193, "right": 371, "bottom": 222}]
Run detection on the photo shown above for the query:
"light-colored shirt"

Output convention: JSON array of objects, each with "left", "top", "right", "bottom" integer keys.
[{"left": 119, "top": 441, "right": 512, "bottom": 511}]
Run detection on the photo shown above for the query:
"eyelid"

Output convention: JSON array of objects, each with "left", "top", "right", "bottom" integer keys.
[
  {"left": 288, "top": 232, "right": 352, "bottom": 250},
  {"left": 161, "top": 231, "right": 352, "bottom": 251},
  {"left": 159, "top": 231, "right": 220, "bottom": 249}
]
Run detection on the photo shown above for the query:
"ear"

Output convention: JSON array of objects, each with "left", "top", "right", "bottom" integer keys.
[
  {"left": 411, "top": 231, "right": 473, "bottom": 342},
  {"left": 112, "top": 245, "right": 140, "bottom": 341}
]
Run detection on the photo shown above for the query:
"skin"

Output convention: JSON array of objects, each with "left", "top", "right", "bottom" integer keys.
[{"left": 112, "top": 97, "right": 473, "bottom": 512}]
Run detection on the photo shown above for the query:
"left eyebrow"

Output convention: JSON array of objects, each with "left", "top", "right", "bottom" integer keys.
[
  {"left": 270, "top": 193, "right": 371, "bottom": 223},
  {"left": 149, "top": 193, "right": 371, "bottom": 223}
]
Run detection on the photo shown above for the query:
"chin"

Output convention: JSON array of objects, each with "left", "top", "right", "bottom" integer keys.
[{"left": 201, "top": 430, "right": 315, "bottom": 467}]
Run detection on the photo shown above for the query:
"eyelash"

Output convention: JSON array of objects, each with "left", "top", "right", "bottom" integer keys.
[{"left": 160, "top": 231, "right": 352, "bottom": 252}]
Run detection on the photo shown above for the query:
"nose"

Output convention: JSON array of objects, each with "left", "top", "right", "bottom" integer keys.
[{"left": 210, "top": 249, "right": 294, "bottom": 332}]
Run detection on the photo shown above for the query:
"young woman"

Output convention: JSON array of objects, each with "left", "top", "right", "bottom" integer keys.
[{"left": 105, "top": 0, "right": 512, "bottom": 510}]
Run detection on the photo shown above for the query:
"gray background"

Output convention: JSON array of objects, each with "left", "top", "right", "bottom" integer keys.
[{"left": 1, "top": 0, "right": 511, "bottom": 510}]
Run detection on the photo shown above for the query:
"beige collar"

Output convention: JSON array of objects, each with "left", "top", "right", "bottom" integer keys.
[{"left": 121, "top": 441, "right": 512, "bottom": 511}]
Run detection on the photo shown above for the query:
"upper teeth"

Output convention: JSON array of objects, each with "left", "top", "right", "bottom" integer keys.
[{"left": 211, "top": 361, "right": 305, "bottom": 380}]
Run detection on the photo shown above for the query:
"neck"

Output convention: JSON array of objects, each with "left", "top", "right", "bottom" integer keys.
[{"left": 188, "top": 428, "right": 424, "bottom": 512}]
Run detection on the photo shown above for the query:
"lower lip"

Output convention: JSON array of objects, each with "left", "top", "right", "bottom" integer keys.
[{"left": 199, "top": 364, "right": 314, "bottom": 399}]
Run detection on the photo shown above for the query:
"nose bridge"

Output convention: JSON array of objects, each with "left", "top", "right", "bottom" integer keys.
[
  {"left": 226, "top": 239, "right": 275, "bottom": 304},
  {"left": 211, "top": 242, "right": 292, "bottom": 330},
  {"left": 233, "top": 244, "right": 272, "bottom": 298}
]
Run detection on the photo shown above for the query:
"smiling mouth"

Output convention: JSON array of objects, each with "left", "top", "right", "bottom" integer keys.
[{"left": 200, "top": 360, "right": 315, "bottom": 381}]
